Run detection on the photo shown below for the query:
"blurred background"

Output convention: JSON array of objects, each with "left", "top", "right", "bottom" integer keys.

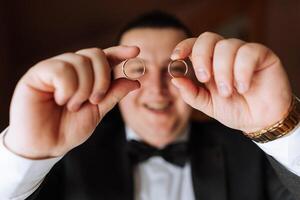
[{"left": 1, "top": 0, "right": 299, "bottom": 130}]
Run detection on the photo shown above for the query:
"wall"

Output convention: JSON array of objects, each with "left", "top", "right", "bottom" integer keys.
[{"left": 0, "top": 0, "right": 299, "bottom": 129}]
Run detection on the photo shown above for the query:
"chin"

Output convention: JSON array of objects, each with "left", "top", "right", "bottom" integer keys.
[
  {"left": 146, "top": 132, "right": 177, "bottom": 147},
  {"left": 148, "top": 123, "right": 180, "bottom": 138},
  {"left": 148, "top": 122, "right": 175, "bottom": 133}
]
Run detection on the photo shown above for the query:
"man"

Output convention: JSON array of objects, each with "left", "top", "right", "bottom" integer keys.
[{"left": 0, "top": 11, "right": 300, "bottom": 200}]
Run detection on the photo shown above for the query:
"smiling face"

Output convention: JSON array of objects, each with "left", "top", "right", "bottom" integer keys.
[{"left": 115, "top": 28, "right": 192, "bottom": 147}]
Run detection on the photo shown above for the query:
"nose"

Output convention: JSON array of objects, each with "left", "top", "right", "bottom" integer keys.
[{"left": 141, "top": 68, "right": 169, "bottom": 96}]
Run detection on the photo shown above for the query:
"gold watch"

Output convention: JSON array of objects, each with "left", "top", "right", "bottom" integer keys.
[{"left": 243, "top": 95, "right": 300, "bottom": 143}]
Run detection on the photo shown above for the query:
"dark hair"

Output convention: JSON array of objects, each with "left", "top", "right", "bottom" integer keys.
[{"left": 116, "top": 10, "right": 192, "bottom": 43}]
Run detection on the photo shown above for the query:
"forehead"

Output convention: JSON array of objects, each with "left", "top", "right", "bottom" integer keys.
[{"left": 120, "top": 28, "right": 187, "bottom": 64}]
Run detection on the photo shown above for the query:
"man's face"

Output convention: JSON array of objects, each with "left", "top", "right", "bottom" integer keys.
[{"left": 115, "top": 28, "right": 192, "bottom": 147}]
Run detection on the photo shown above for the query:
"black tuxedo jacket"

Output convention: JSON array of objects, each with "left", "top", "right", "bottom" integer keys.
[{"left": 28, "top": 109, "right": 300, "bottom": 200}]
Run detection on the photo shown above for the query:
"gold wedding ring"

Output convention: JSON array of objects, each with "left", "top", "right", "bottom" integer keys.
[
  {"left": 168, "top": 59, "right": 188, "bottom": 78},
  {"left": 122, "top": 58, "right": 188, "bottom": 80},
  {"left": 122, "top": 58, "right": 146, "bottom": 80}
]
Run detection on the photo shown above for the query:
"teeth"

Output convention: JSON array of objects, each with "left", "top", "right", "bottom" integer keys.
[{"left": 145, "top": 102, "right": 170, "bottom": 110}]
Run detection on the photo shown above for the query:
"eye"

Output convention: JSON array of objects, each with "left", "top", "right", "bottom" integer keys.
[
  {"left": 122, "top": 58, "right": 146, "bottom": 79},
  {"left": 171, "top": 65, "right": 186, "bottom": 74},
  {"left": 128, "top": 66, "right": 144, "bottom": 74},
  {"left": 169, "top": 65, "right": 187, "bottom": 77},
  {"left": 168, "top": 60, "right": 188, "bottom": 78}
]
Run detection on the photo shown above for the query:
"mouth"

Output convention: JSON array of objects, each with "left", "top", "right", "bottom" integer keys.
[{"left": 143, "top": 102, "right": 172, "bottom": 113}]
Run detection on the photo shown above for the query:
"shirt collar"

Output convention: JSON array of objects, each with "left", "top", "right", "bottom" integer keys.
[{"left": 125, "top": 124, "right": 190, "bottom": 145}]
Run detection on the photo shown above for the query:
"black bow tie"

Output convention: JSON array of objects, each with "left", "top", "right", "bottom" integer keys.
[{"left": 127, "top": 140, "right": 189, "bottom": 167}]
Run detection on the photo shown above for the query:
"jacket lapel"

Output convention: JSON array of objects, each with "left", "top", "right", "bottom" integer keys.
[
  {"left": 191, "top": 146, "right": 227, "bottom": 200},
  {"left": 189, "top": 123, "right": 228, "bottom": 200},
  {"left": 63, "top": 117, "right": 135, "bottom": 200}
]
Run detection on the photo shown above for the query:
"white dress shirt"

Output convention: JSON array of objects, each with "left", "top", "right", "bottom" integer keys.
[
  {"left": 0, "top": 125, "right": 300, "bottom": 200},
  {"left": 126, "top": 126, "right": 195, "bottom": 200}
]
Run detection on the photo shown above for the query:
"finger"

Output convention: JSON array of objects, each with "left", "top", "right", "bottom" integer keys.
[
  {"left": 97, "top": 78, "right": 140, "bottom": 118},
  {"left": 191, "top": 32, "right": 224, "bottom": 83},
  {"left": 171, "top": 77, "right": 213, "bottom": 116},
  {"left": 104, "top": 45, "right": 140, "bottom": 66},
  {"left": 234, "top": 43, "right": 271, "bottom": 94},
  {"left": 53, "top": 53, "right": 94, "bottom": 111},
  {"left": 27, "top": 59, "right": 78, "bottom": 105},
  {"left": 170, "top": 38, "right": 197, "bottom": 60},
  {"left": 76, "top": 48, "right": 111, "bottom": 104},
  {"left": 213, "top": 38, "right": 245, "bottom": 97}
]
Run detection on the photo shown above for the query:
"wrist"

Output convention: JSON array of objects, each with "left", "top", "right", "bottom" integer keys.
[
  {"left": 243, "top": 95, "right": 300, "bottom": 143},
  {"left": 3, "top": 129, "right": 63, "bottom": 159}
]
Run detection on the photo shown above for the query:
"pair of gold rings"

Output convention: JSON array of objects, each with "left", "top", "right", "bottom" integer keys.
[{"left": 121, "top": 58, "right": 189, "bottom": 80}]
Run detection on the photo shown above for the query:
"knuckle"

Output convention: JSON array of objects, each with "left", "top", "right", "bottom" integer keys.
[
  {"left": 226, "top": 38, "right": 245, "bottom": 44},
  {"left": 74, "top": 55, "right": 91, "bottom": 66},
  {"left": 53, "top": 60, "right": 73, "bottom": 75},
  {"left": 238, "top": 44, "right": 256, "bottom": 57},
  {"left": 200, "top": 31, "right": 215, "bottom": 37},
  {"left": 60, "top": 52, "right": 73, "bottom": 56},
  {"left": 59, "top": 52, "right": 74, "bottom": 59},
  {"left": 34, "top": 60, "right": 49, "bottom": 69},
  {"left": 200, "top": 31, "right": 222, "bottom": 39},
  {"left": 215, "top": 39, "right": 232, "bottom": 50},
  {"left": 177, "top": 39, "right": 189, "bottom": 48},
  {"left": 239, "top": 43, "right": 262, "bottom": 54},
  {"left": 79, "top": 47, "right": 104, "bottom": 58},
  {"left": 89, "top": 47, "right": 104, "bottom": 56}
]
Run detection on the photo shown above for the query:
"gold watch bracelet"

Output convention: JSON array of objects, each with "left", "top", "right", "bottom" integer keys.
[{"left": 243, "top": 95, "right": 300, "bottom": 143}]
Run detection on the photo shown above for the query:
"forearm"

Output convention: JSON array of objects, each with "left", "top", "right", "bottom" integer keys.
[{"left": 255, "top": 124, "right": 300, "bottom": 176}]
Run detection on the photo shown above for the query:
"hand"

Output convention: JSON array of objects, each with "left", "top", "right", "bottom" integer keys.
[
  {"left": 170, "top": 32, "right": 292, "bottom": 133},
  {"left": 5, "top": 46, "right": 140, "bottom": 159}
]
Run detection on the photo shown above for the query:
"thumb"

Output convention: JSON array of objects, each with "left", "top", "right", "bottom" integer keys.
[
  {"left": 170, "top": 38, "right": 196, "bottom": 60},
  {"left": 97, "top": 78, "right": 140, "bottom": 118},
  {"left": 171, "top": 77, "right": 212, "bottom": 115},
  {"left": 104, "top": 45, "right": 140, "bottom": 66}
]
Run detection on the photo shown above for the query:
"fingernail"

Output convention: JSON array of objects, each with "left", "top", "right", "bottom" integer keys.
[
  {"left": 236, "top": 81, "right": 248, "bottom": 94},
  {"left": 197, "top": 68, "right": 208, "bottom": 82},
  {"left": 218, "top": 82, "right": 230, "bottom": 96},
  {"left": 171, "top": 49, "right": 180, "bottom": 60}
]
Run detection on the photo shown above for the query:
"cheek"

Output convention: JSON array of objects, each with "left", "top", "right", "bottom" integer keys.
[
  {"left": 170, "top": 85, "right": 192, "bottom": 117},
  {"left": 118, "top": 90, "right": 140, "bottom": 114},
  {"left": 169, "top": 83, "right": 185, "bottom": 105},
  {"left": 176, "top": 100, "right": 192, "bottom": 117}
]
